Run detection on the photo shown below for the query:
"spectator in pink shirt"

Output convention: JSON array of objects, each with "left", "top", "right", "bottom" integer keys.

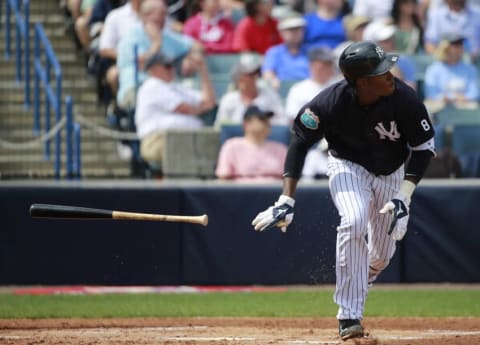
[
  {"left": 215, "top": 105, "right": 288, "bottom": 182},
  {"left": 183, "top": 0, "right": 235, "bottom": 53}
]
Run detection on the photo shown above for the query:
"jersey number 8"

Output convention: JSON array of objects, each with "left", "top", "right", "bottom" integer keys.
[{"left": 420, "top": 119, "right": 431, "bottom": 131}]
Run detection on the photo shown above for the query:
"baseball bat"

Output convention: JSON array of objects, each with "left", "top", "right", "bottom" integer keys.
[{"left": 29, "top": 204, "right": 208, "bottom": 226}]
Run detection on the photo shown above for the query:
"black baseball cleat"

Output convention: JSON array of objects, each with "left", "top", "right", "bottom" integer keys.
[{"left": 339, "top": 319, "right": 364, "bottom": 340}]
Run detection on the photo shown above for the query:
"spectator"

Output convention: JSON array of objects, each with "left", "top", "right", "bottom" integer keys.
[
  {"left": 215, "top": 105, "right": 288, "bottom": 182},
  {"left": 285, "top": 47, "right": 340, "bottom": 119},
  {"left": 423, "top": 0, "right": 480, "bottom": 61},
  {"left": 166, "top": 0, "right": 189, "bottom": 29},
  {"left": 301, "top": 139, "right": 329, "bottom": 180},
  {"left": 303, "top": 0, "right": 348, "bottom": 50},
  {"left": 215, "top": 53, "right": 288, "bottom": 126},
  {"left": 89, "top": 0, "right": 124, "bottom": 39},
  {"left": 353, "top": 0, "right": 394, "bottom": 20},
  {"left": 262, "top": 13, "right": 310, "bottom": 89},
  {"left": 424, "top": 33, "right": 479, "bottom": 113},
  {"left": 183, "top": 0, "right": 236, "bottom": 53},
  {"left": 116, "top": 0, "right": 198, "bottom": 109},
  {"left": 333, "top": 14, "right": 370, "bottom": 58},
  {"left": 99, "top": 0, "right": 143, "bottom": 97},
  {"left": 391, "top": 0, "right": 423, "bottom": 54},
  {"left": 87, "top": 0, "right": 124, "bottom": 68},
  {"left": 363, "top": 20, "right": 418, "bottom": 90},
  {"left": 219, "top": 0, "right": 246, "bottom": 24},
  {"left": 233, "top": 0, "right": 282, "bottom": 54},
  {"left": 135, "top": 52, "right": 216, "bottom": 166},
  {"left": 70, "top": 0, "right": 99, "bottom": 52}
]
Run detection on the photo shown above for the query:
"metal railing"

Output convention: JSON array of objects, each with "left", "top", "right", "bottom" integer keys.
[
  {"left": 2, "top": 1, "right": 82, "bottom": 179},
  {"left": 4, "top": 0, "right": 30, "bottom": 108},
  {"left": 65, "top": 96, "right": 82, "bottom": 179},
  {"left": 33, "top": 23, "right": 81, "bottom": 179}
]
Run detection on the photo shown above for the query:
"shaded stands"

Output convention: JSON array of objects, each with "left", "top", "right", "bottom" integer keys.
[{"left": 433, "top": 107, "right": 480, "bottom": 177}]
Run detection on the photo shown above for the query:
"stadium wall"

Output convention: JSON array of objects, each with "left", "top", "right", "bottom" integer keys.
[{"left": 0, "top": 181, "right": 478, "bottom": 285}]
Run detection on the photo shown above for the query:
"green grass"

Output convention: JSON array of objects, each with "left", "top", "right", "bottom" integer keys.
[{"left": 0, "top": 289, "right": 479, "bottom": 319}]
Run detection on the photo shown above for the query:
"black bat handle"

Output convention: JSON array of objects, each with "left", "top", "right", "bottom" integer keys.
[{"left": 29, "top": 204, "right": 113, "bottom": 219}]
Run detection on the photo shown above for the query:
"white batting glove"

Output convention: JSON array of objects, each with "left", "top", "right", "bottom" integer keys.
[
  {"left": 252, "top": 195, "right": 295, "bottom": 233},
  {"left": 379, "top": 180, "right": 416, "bottom": 241}
]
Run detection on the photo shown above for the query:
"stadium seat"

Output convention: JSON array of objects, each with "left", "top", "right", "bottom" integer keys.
[
  {"left": 278, "top": 80, "right": 299, "bottom": 99},
  {"left": 219, "top": 124, "right": 291, "bottom": 147},
  {"left": 451, "top": 124, "right": 480, "bottom": 177},
  {"left": 210, "top": 75, "right": 232, "bottom": 100},
  {"left": 206, "top": 54, "right": 242, "bottom": 75},
  {"left": 434, "top": 107, "right": 480, "bottom": 128},
  {"left": 408, "top": 53, "right": 434, "bottom": 79},
  {"left": 433, "top": 124, "right": 446, "bottom": 151}
]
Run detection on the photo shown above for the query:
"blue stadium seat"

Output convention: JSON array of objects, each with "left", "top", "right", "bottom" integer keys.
[
  {"left": 408, "top": 53, "right": 434, "bottom": 79},
  {"left": 451, "top": 124, "right": 480, "bottom": 177},
  {"left": 210, "top": 75, "right": 232, "bottom": 100},
  {"left": 278, "top": 80, "right": 299, "bottom": 99},
  {"left": 220, "top": 124, "right": 291, "bottom": 147},
  {"left": 434, "top": 107, "right": 480, "bottom": 128},
  {"left": 206, "top": 54, "right": 242, "bottom": 75},
  {"left": 433, "top": 124, "right": 445, "bottom": 151}
]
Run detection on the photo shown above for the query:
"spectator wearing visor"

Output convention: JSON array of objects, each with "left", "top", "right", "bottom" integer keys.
[{"left": 262, "top": 13, "right": 310, "bottom": 89}]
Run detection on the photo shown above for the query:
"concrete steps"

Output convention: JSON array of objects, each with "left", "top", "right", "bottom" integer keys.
[{"left": 0, "top": 0, "right": 131, "bottom": 179}]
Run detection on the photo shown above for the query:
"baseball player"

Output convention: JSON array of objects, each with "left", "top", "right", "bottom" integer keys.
[{"left": 252, "top": 41, "right": 435, "bottom": 340}]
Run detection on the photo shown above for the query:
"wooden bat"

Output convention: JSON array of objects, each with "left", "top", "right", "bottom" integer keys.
[{"left": 29, "top": 204, "right": 208, "bottom": 226}]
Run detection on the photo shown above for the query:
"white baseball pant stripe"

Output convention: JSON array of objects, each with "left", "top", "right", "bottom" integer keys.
[{"left": 326, "top": 153, "right": 403, "bottom": 320}]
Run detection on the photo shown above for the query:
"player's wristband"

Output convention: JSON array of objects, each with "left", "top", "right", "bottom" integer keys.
[
  {"left": 276, "top": 195, "right": 295, "bottom": 207},
  {"left": 398, "top": 180, "right": 416, "bottom": 204}
]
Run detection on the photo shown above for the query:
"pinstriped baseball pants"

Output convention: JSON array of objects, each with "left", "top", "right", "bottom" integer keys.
[{"left": 327, "top": 153, "right": 404, "bottom": 320}]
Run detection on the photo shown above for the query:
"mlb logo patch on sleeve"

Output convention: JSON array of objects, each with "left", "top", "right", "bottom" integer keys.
[{"left": 300, "top": 108, "right": 319, "bottom": 130}]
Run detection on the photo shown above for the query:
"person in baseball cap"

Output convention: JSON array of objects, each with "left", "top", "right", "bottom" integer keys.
[
  {"left": 231, "top": 53, "right": 263, "bottom": 82},
  {"left": 243, "top": 105, "right": 274, "bottom": 121},
  {"left": 262, "top": 12, "right": 310, "bottom": 88},
  {"left": 434, "top": 33, "right": 465, "bottom": 62},
  {"left": 215, "top": 104, "right": 287, "bottom": 181},
  {"left": 277, "top": 13, "right": 306, "bottom": 31},
  {"left": 144, "top": 52, "right": 176, "bottom": 71}
]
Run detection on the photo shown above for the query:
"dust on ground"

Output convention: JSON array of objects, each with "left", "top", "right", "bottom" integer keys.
[{"left": 0, "top": 317, "right": 479, "bottom": 345}]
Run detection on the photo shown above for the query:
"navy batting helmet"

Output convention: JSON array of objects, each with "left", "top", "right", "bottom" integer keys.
[{"left": 339, "top": 41, "right": 398, "bottom": 84}]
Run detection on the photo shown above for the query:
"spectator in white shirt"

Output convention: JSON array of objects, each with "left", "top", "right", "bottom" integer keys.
[
  {"left": 285, "top": 47, "right": 340, "bottom": 120},
  {"left": 215, "top": 53, "right": 288, "bottom": 126},
  {"left": 99, "top": 0, "right": 143, "bottom": 96},
  {"left": 135, "top": 52, "right": 216, "bottom": 166},
  {"left": 353, "top": 0, "right": 394, "bottom": 20}
]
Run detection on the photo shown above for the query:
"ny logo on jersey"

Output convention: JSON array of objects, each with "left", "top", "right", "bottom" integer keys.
[{"left": 374, "top": 121, "right": 400, "bottom": 141}]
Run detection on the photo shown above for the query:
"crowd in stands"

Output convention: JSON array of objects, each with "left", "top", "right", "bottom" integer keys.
[{"left": 60, "top": 0, "right": 480, "bottom": 180}]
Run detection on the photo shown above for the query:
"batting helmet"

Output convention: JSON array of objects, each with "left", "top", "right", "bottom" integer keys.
[{"left": 339, "top": 41, "right": 398, "bottom": 84}]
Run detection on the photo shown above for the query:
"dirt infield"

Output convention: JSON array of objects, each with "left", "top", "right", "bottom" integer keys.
[{"left": 1, "top": 317, "right": 479, "bottom": 345}]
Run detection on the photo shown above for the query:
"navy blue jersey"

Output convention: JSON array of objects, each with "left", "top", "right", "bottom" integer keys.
[{"left": 292, "top": 78, "right": 435, "bottom": 176}]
